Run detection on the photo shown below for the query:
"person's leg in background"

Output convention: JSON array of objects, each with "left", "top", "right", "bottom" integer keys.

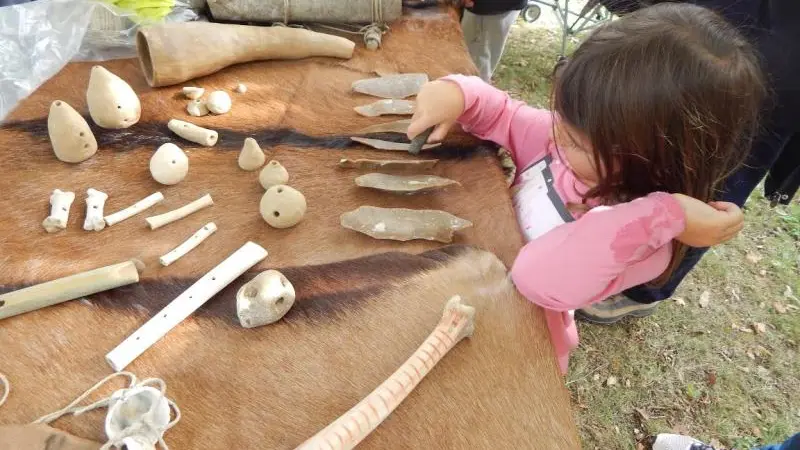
[
  {"left": 461, "top": 9, "right": 520, "bottom": 82},
  {"left": 651, "top": 432, "right": 800, "bottom": 450}
]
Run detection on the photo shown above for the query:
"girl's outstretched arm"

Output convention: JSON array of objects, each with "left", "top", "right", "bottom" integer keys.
[{"left": 511, "top": 192, "right": 687, "bottom": 311}]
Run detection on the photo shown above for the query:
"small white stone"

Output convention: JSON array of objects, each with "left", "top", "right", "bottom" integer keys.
[
  {"left": 234, "top": 83, "right": 247, "bottom": 94},
  {"left": 207, "top": 90, "right": 231, "bottom": 114},
  {"left": 182, "top": 87, "right": 204, "bottom": 100}
]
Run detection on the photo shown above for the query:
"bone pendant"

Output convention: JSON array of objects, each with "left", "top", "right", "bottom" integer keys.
[
  {"left": 354, "top": 119, "right": 412, "bottom": 135},
  {"left": 260, "top": 185, "right": 306, "bottom": 229},
  {"left": 182, "top": 87, "right": 204, "bottom": 100},
  {"left": 83, "top": 188, "right": 108, "bottom": 231},
  {"left": 104, "top": 192, "right": 164, "bottom": 227},
  {"left": 42, "top": 189, "right": 76, "bottom": 233},
  {"left": 296, "top": 296, "right": 475, "bottom": 450},
  {"left": 159, "top": 222, "right": 217, "bottom": 267},
  {"left": 236, "top": 270, "right": 295, "bottom": 328},
  {"left": 355, "top": 173, "right": 459, "bottom": 194},
  {"left": 351, "top": 73, "right": 429, "bottom": 99},
  {"left": 354, "top": 99, "right": 415, "bottom": 117},
  {"left": 145, "top": 194, "right": 213, "bottom": 230},
  {"left": 350, "top": 137, "right": 440, "bottom": 152},
  {"left": 150, "top": 143, "right": 189, "bottom": 185},
  {"left": 207, "top": 90, "right": 232, "bottom": 114},
  {"left": 47, "top": 100, "right": 98, "bottom": 163},
  {"left": 259, "top": 160, "right": 289, "bottom": 189},
  {"left": 187, "top": 99, "right": 209, "bottom": 117},
  {"left": 86, "top": 65, "right": 141, "bottom": 129},
  {"left": 168, "top": 119, "right": 218, "bottom": 147},
  {"left": 239, "top": 138, "right": 266, "bottom": 171},
  {"left": 340, "top": 206, "right": 472, "bottom": 243}
]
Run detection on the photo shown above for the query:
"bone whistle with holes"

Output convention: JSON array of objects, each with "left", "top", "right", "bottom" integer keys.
[
  {"left": 295, "top": 296, "right": 475, "bottom": 450},
  {"left": 159, "top": 222, "right": 217, "bottom": 267}
]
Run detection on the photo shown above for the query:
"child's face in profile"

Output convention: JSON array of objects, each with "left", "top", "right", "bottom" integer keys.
[{"left": 555, "top": 120, "right": 601, "bottom": 187}]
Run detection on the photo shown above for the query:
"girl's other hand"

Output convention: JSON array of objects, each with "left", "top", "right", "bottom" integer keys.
[
  {"left": 672, "top": 193, "right": 744, "bottom": 247},
  {"left": 407, "top": 80, "right": 466, "bottom": 143}
]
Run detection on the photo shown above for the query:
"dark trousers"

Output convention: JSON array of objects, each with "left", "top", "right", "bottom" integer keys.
[{"left": 625, "top": 124, "right": 795, "bottom": 303}]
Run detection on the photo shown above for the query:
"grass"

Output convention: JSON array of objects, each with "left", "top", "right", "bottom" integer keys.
[{"left": 494, "top": 22, "right": 800, "bottom": 450}]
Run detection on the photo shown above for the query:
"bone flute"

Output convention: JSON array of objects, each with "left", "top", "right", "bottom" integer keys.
[
  {"left": 104, "top": 192, "right": 164, "bottom": 226},
  {"left": 145, "top": 194, "right": 213, "bottom": 230},
  {"left": 0, "top": 260, "right": 142, "bottom": 320},
  {"left": 159, "top": 222, "right": 217, "bottom": 267},
  {"left": 105, "top": 241, "right": 268, "bottom": 371},
  {"left": 295, "top": 296, "right": 475, "bottom": 450}
]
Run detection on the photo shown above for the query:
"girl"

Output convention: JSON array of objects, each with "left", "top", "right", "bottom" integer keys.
[{"left": 407, "top": 3, "right": 765, "bottom": 372}]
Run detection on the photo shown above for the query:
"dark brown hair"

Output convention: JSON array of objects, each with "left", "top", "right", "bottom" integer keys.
[{"left": 552, "top": 3, "right": 765, "bottom": 285}]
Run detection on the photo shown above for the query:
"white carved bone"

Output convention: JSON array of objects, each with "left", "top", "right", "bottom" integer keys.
[
  {"left": 234, "top": 83, "right": 247, "bottom": 94},
  {"left": 106, "top": 242, "right": 268, "bottom": 371},
  {"left": 86, "top": 65, "right": 141, "bottom": 129},
  {"left": 83, "top": 188, "right": 109, "bottom": 231},
  {"left": 167, "top": 119, "right": 218, "bottom": 147},
  {"left": 186, "top": 99, "right": 209, "bottom": 117},
  {"left": 42, "top": 189, "right": 76, "bottom": 233},
  {"left": 206, "top": 90, "right": 232, "bottom": 114},
  {"left": 47, "top": 100, "right": 98, "bottom": 163},
  {"left": 238, "top": 138, "right": 266, "bottom": 171},
  {"left": 0, "top": 260, "right": 142, "bottom": 320},
  {"left": 236, "top": 270, "right": 295, "bottom": 328},
  {"left": 296, "top": 296, "right": 475, "bottom": 450},
  {"left": 182, "top": 87, "right": 204, "bottom": 100},
  {"left": 104, "top": 192, "right": 165, "bottom": 227},
  {"left": 159, "top": 222, "right": 218, "bottom": 267},
  {"left": 145, "top": 194, "right": 213, "bottom": 230},
  {"left": 149, "top": 143, "right": 189, "bottom": 186}
]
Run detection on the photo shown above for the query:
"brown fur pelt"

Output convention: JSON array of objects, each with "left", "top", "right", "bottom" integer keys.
[{"left": 0, "top": 6, "right": 578, "bottom": 449}]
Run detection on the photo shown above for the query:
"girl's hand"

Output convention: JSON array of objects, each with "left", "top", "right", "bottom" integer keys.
[
  {"left": 407, "top": 80, "right": 466, "bottom": 143},
  {"left": 672, "top": 193, "right": 744, "bottom": 247}
]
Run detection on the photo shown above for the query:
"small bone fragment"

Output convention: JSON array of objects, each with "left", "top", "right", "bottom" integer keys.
[
  {"left": 168, "top": 119, "right": 218, "bottom": 147},
  {"left": 296, "top": 296, "right": 475, "bottom": 450},
  {"left": 354, "top": 99, "right": 415, "bottom": 117},
  {"left": 235, "top": 83, "right": 247, "bottom": 94},
  {"left": 145, "top": 194, "right": 213, "bottom": 230},
  {"left": 83, "top": 188, "right": 108, "bottom": 231},
  {"left": 340, "top": 206, "right": 472, "bottom": 243},
  {"left": 0, "top": 260, "right": 142, "bottom": 320},
  {"left": 260, "top": 185, "right": 306, "bottom": 229},
  {"left": 42, "top": 189, "right": 75, "bottom": 233},
  {"left": 47, "top": 100, "right": 98, "bottom": 163},
  {"left": 86, "top": 65, "right": 141, "bottom": 129},
  {"left": 236, "top": 270, "right": 295, "bottom": 328},
  {"left": 355, "top": 173, "right": 459, "bottom": 194},
  {"left": 259, "top": 160, "right": 289, "bottom": 189},
  {"left": 207, "top": 90, "right": 232, "bottom": 114},
  {"left": 182, "top": 87, "right": 204, "bottom": 100},
  {"left": 355, "top": 119, "right": 411, "bottom": 135},
  {"left": 187, "top": 99, "right": 209, "bottom": 117},
  {"left": 149, "top": 143, "right": 189, "bottom": 185},
  {"left": 107, "top": 242, "right": 267, "bottom": 371},
  {"left": 338, "top": 158, "right": 438, "bottom": 172},
  {"left": 159, "top": 222, "right": 217, "bottom": 266},
  {"left": 351, "top": 136, "right": 440, "bottom": 152},
  {"left": 104, "top": 192, "right": 165, "bottom": 226},
  {"left": 239, "top": 138, "right": 266, "bottom": 171},
  {"left": 351, "top": 73, "right": 429, "bottom": 99}
]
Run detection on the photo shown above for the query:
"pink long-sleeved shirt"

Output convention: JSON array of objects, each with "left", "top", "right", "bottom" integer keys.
[{"left": 445, "top": 75, "right": 687, "bottom": 373}]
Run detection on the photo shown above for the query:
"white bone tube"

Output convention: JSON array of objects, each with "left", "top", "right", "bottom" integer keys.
[
  {"left": 83, "top": 188, "right": 109, "bottom": 231},
  {"left": 0, "top": 260, "right": 142, "bottom": 320},
  {"left": 42, "top": 189, "right": 75, "bottom": 233},
  {"left": 104, "top": 192, "right": 164, "bottom": 227},
  {"left": 295, "top": 296, "right": 475, "bottom": 450},
  {"left": 159, "top": 222, "right": 218, "bottom": 267},
  {"left": 167, "top": 119, "right": 218, "bottom": 147},
  {"left": 105, "top": 241, "right": 268, "bottom": 371},
  {"left": 145, "top": 194, "right": 213, "bottom": 230}
]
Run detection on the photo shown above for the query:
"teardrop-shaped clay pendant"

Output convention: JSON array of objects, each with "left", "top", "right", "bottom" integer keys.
[
  {"left": 47, "top": 100, "right": 98, "bottom": 163},
  {"left": 87, "top": 65, "right": 141, "bottom": 129},
  {"left": 238, "top": 138, "right": 266, "bottom": 171}
]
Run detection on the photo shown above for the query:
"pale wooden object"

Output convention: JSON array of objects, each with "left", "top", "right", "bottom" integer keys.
[
  {"left": 145, "top": 194, "right": 214, "bottom": 230},
  {"left": 338, "top": 158, "right": 438, "bottom": 171},
  {"left": 104, "top": 192, "right": 164, "bottom": 227},
  {"left": 106, "top": 241, "right": 268, "bottom": 371},
  {"left": 159, "top": 222, "right": 218, "bottom": 267},
  {"left": 47, "top": 100, "right": 98, "bottom": 163},
  {"left": 206, "top": 0, "right": 402, "bottom": 24},
  {"left": 296, "top": 295, "right": 475, "bottom": 450},
  {"left": 136, "top": 22, "right": 356, "bottom": 87},
  {"left": 0, "top": 260, "right": 142, "bottom": 320},
  {"left": 350, "top": 137, "right": 440, "bottom": 152},
  {"left": 168, "top": 119, "right": 218, "bottom": 147}
]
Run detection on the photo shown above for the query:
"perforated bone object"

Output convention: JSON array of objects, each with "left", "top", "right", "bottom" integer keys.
[
  {"left": 83, "top": 188, "right": 108, "bottom": 231},
  {"left": 145, "top": 194, "right": 213, "bottom": 230},
  {"left": 42, "top": 189, "right": 75, "bottom": 233},
  {"left": 236, "top": 270, "right": 295, "bottom": 328},
  {"left": 104, "top": 192, "right": 164, "bottom": 227},
  {"left": 159, "top": 222, "right": 217, "bottom": 267},
  {"left": 295, "top": 296, "right": 475, "bottom": 450},
  {"left": 167, "top": 119, "right": 218, "bottom": 147}
]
